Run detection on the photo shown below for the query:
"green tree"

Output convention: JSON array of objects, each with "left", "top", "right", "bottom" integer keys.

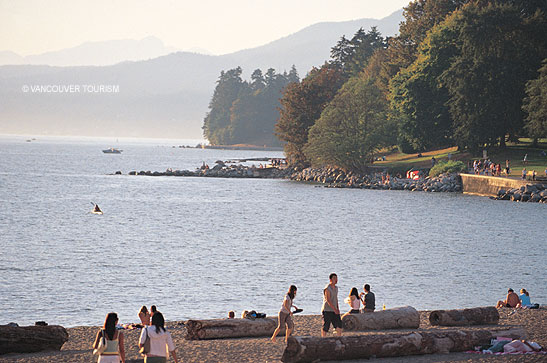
[
  {"left": 203, "top": 67, "right": 247, "bottom": 144},
  {"left": 523, "top": 59, "right": 547, "bottom": 139},
  {"left": 389, "top": 20, "right": 460, "bottom": 152},
  {"left": 275, "top": 64, "right": 345, "bottom": 166},
  {"left": 441, "top": 3, "right": 547, "bottom": 152},
  {"left": 304, "top": 77, "right": 392, "bottom": 172}
]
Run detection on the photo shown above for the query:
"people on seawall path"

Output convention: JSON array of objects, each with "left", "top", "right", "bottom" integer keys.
[
  {"left": 271, "top": 285, "right": 299, "bottom": 343},
  {"left": 93, "top": 312, "right": 126, "bottom": 363},
  {"left": 496, "top": 288, "right": 521, "bottom": 308},
  {"left": 138, "top": 306, "right": 151, "bottom": 326},
  {"left": 139, "top": 311, "right": 179, "bottom": 363},
  {"left": 360, "top": 284, "right": 376, "bottom": 313},
  {"left": 321, "top": 273, "right": 343, "bottom": 337},
  {"left": 342, "top": 287, "right": 361, "bottom": 318}
]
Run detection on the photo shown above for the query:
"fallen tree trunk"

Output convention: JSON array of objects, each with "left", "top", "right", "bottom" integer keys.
[
  {"left": 281, "top": 327, "right": 526, "bottom": 363},
  {"left": 342, "top": 306, "right": 420, "bottom": 331},
  {"left": 429, "top": 306, "right": 499, "bottom": 326},
  {"left": 0, "top": 325, "right": 69, "bottom": 354},
  {"left": 185, "top": 318, "right": 285, "bottom": 340}
]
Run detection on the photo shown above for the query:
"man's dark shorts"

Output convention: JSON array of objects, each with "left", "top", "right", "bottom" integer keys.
[{"left": 322, "top": 311, "right": 342, "bottom": 332}]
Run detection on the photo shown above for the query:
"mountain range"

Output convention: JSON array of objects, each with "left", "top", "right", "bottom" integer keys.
[{"left": 0, "top": 10, "right": 403, "bottom": 139}]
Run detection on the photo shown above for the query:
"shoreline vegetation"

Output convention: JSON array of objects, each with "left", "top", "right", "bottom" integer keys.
[{"left": 3, "top": 308, "right": 546, "bottom": 362}]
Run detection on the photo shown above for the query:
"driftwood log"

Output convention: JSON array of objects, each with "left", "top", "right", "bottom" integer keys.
[
  {"left": 0, "top": 325, "right": 69, "bottom": 354},
  {"left": 429, "top": 306, "right": 499, "bottom": 326},
  {"left": 342, "top": 306, "right": 420, "bottom": 331},
  {"left": 185, "top": 318, "right": 284, "bottom": 340},
  {"left": 281, "top": 327, "right": 526, "bottom": 363}
]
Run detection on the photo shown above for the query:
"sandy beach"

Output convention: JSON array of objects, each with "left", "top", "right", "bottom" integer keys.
[{"left": 1, "top": 308, "right": 545, "bottom": 363}]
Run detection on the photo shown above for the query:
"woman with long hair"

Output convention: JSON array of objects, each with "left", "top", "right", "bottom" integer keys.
[
  {"left": 138, "top": 311, "right": 179, "bottom": 363},
  {"left": 92, "top": 312, "right": 125, "bottom": 363},
  {"left": 138, "top": 306, "right": 151, "bottom": 326},
  {"left": 342, "top": 287, "right": 361, "bottom": 318},
  {"left": 271, "top": 285, "right": 299, "bottom": 343}
]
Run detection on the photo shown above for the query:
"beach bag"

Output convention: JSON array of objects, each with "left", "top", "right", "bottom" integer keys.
[
  {"left": 139, "top": 327, "right": 151, "bottom": 356},
  {"left": 92, "top": 330, "right": 107, "bottom": 356}
]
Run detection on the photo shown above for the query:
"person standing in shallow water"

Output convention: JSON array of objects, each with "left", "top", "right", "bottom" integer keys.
[
  {"left": 271, "top": 285, "right": 299, "bottom": 343},
  {"left": 92, "top": 312, "right": 125, "bottom": 363},
  {"left": 321, "top": 273, "right": 342, "bottom": 337}
]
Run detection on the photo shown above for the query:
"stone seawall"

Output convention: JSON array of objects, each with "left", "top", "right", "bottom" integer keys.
[{"left": 461, "top": 174, "right": 535, "bottom": 196}]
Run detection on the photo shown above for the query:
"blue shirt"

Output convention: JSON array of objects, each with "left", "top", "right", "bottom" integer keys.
[{"left": 519, "top": 293, "right": 531, "bottom": 306}]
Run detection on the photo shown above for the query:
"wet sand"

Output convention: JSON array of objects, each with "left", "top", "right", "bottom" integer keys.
[{"left": 1, "top": 308, "right": 545, "bottom": 362}]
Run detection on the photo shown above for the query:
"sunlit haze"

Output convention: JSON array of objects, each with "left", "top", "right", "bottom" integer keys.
[{"left": 0, "top": 0, "right": 409, "bottom": 55}]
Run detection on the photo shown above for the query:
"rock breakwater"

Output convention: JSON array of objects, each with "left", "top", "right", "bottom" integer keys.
[{"left": 493, "top": 183, "right": 547, "bottom": 203}]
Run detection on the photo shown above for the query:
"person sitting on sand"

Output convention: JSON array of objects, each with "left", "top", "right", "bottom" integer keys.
[
  {"left": 360, "top": 284, "right": 375, "bottom": 312},
  {"left": 138, "top": 306, "right": 151, "bottom": 326},
  {"left": 93, "top": 312, "right": 126, "bottom": 363},
  {"left": 271, "top": 285, "right": 299, "bottom": 343},
  {"left": 139, "top": 311, "right": 179, "bottom": 363},
  {"left": 496, "top": 288, "right": 520, "bottom": 308},
  {"left": 342, "top": 287, "right": 361, "bottom": 318},
  {"left": 517, "top": 289, "right": 532, "bottom": 308}
]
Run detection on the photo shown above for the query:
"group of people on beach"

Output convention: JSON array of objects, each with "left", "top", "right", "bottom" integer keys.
[
  {"left": 270, "top": 273, "right": 376, "bottom": 343},
  {"left": 93, "top": 305, "right": 179, "bottom": 363},
  {"left": 496, "top": 288, "right": 537, "bottom": 309}
]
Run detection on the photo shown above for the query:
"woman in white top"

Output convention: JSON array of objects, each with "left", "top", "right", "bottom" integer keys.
[
  {"left": 138, "top": 312, "right": 179, "bottom": 363},
  {"left": 342, "top": 287, "right": 361, "bottom": 318},
  {"left": 92, "top": 312, "right": 125, "bottom": 363},
  {"left": 271, "top": 285, "right": 298, "bottom": 343}
]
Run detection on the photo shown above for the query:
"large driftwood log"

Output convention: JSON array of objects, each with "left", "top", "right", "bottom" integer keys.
[
  {"left": 342, "top": 306, "right": 420, "bottom": 331},
  {"left": 429, "top": 307, "right": 499, "bottom": 326},
  {"left": 185, "top": 318, "right": 285, "bottom": 340},
  {"left": 0, "top": 325, "right": 69, "bottom": 354},
  {"left": 281, "top": 327, "right": 526, "bottom": 363}
]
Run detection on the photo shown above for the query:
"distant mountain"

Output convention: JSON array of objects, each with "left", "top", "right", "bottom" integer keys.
[
  {"left": 0, "top": 10, "right": 403, "bottom": 139},
  {"left": 0, "top": 36, "right": 181, "bottom": 67}
]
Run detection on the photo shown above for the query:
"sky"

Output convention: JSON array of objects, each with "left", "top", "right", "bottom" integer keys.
[{"left": 0, "top": 0, "right": 410, "bottom": 56}]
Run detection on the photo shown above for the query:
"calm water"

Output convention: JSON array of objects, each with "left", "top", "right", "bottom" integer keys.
[{"left": 0, "top": 135, "right": 546, "bottom": 327}]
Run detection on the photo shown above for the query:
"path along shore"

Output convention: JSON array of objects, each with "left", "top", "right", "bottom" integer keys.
[{"left": 2, "top": 308, "right": 546, "bottom": 362}]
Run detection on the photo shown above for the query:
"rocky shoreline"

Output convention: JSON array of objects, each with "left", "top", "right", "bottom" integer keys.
[{"left": 116, "top": 163, "right": 547, "bottom": 203}]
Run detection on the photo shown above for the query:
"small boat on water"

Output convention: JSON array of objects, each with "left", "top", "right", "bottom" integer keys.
[{"left": 102, "top": 148, "right": 122, "bottom": 154}]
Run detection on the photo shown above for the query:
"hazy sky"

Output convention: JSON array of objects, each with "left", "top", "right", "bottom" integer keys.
[{"left": 0, "top": 0, "right": 409, "bottom": 56}]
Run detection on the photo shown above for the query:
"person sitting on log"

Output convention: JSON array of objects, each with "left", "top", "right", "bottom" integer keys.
[
  {"left": 271, "top": 285, "right": 298, "bottom": 343},
  {"left": 227, "top": 311, "right": 235, "bottom": 319},
  {"left": 360, "top": 284, "right": 375, "bottom": 312},
  {"left": 496, "top": 288, "right": 520, "bottom": 308},
  {"left": 342, "top": 287, "right": 361, "bottom": 318},
  {"left": 93, "top": 312, "right": 126, "bottom": 363}
]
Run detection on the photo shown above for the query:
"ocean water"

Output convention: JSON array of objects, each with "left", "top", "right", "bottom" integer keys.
[{"left": 0, "top": 135, "right": 545, "bottom": 327}]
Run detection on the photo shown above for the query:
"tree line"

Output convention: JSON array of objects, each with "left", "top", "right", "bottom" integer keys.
[
  {"left": 203, "top": 66, "right": 299, "bottom": 146},
  {"left": 275, "top": 0, "right": 547, "bottom": 171}
]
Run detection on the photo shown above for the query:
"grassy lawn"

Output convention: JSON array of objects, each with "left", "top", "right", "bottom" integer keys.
[{"left": 374, "top": 140, "right": 547, "bottom": 178}]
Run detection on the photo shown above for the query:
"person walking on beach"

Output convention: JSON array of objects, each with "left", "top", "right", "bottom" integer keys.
[
  {"left": 138, "top": 306, "right": 151, "bottom": 326},
  {"left": 360, "top": 284, "right": 375, "bottom": 312},
  {"left": 271, "top": 285, "right": 299, "bottom": 343},
  {"left": 139, "top": 311, "right": 179, "bottom": 363},
  {"left": 92, "top": 312, "right": 126, "bottom": 363},
  {"left": 496, "top": 288, "right": 520, "bottom": 308},
  {"left": 321, "top": 273, "right": 342, "bottom": 337}
]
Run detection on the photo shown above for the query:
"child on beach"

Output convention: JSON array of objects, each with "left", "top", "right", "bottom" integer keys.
[
  {"left": 271, "top": 285, "right": 299, "bottom": 343},
  {"left": 138, "top": 311, "right": 179, "bottom": 363},
  {"left": 138, "top": 306, "right": 151, "bottom": 326},
  {"left": 342, "top": 287, "right": 361, "bottom": 318},
  {"left": 92, "top": 312, "right": 126, "bottom": 363}
]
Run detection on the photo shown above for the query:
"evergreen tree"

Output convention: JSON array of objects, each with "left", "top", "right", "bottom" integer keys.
[{"left": 523, "top": 59, "right": 547, "bottom": 139}]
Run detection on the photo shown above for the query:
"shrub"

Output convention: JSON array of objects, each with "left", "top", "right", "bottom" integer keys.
[{"left": 429, "top": 160, "right": 466, "bottom": 177}]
